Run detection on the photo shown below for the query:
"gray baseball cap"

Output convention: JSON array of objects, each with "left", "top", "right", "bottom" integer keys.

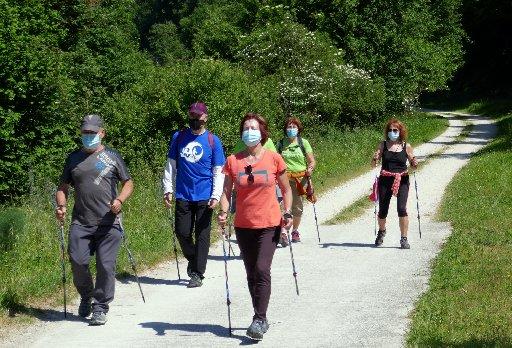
[{"left": 81, "top": 114, "right": 104, "bottom": 132}]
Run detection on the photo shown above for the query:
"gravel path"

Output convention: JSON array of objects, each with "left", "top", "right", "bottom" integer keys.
[{"left": 1, "top": 112, "right": 496, "bottom": 347}]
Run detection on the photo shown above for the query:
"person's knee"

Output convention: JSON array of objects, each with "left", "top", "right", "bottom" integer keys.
[{"left": 398, "top": 210, "right": 408, "bottom": 217}]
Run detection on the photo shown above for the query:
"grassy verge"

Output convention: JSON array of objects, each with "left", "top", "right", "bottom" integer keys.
[
  {"left": 0, "top": 111, "right": 447, "bottom": 328},
  {"left": 325, "top": 196, "right": 375, "bottom": 225},
  {"left": 407, "top": 101, "right": 512, "bottom": 346}
]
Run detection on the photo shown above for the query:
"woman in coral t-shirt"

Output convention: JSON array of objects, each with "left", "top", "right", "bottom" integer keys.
[{"left": 218, "top": 113, "right": 292, "bottom": 341}]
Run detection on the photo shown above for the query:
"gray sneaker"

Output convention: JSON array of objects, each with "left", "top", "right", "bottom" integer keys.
[
  {"left": 260, "top": 319, "right": 269, "bottom": 333},
  {"left": 78, "top": 297, "right": 92, "bottom": 318},
  {"left": 246, "top": 319, "right": 265, "bottom": 340},
  {"left": 187, "top": 273, "right": 203, "bottom": 288},
  {"left": 400, "top": 236, "right": 410, "bottom": 249},
  {"left": 375, "top": 230, "right": 386, "bottom": 246},
  {"left": 89, "top": 311, "right": 107, "bottom": 326}
]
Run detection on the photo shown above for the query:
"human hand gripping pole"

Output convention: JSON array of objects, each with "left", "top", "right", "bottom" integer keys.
[
  {"left": 220, "top": 226, "right": 232, "bottom": 337},
  {"left": 117, "top": 212, "right": 146, "bottom": 303}
]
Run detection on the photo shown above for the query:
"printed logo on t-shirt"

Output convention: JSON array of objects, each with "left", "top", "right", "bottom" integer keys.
[
  {"left": 180, "top": 141, "right": 204, "bottom": 163},
  {"left": 94, "top": 152, "right": 117, "bottom": 185}
]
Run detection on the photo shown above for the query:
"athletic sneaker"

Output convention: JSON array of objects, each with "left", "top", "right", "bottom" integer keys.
[
  {"left": 78, "top": 297, "right": 92, "bottom": 318},
  {"left": 89, "top": 311, "right": 107, "bottom": 326},
  {"left": 291, "top": 230, "right": 301, "bottom": 243},
  {"left": 279, "top": 232, "right": 289, "bottom": 247},
  {"left": 261, "top": 319, "right": 269, "bottom": 333},
  {"left": 400, "top": 236, "right": 410, "bottom": 249},
  {"left": 187, "top": 262, "right": 193, "bottom": 278},
  {"left": 246, "top": 319, "right": 266, "bottom": 340},
  {"left": 375, "top": 229, "right": 386, "bottom": 246},
  {"left": 187, "top": 272, "right": 203, "bottom": 288}
]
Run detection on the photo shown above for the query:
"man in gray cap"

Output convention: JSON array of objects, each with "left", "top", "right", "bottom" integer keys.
[{"left": 55, "top": 114, "right": 133, "bottom": 325}]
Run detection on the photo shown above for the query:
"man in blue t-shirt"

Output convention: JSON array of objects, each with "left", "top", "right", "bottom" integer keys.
[{"left": 162, "top": 102, "right": 225, "bottom": 288}]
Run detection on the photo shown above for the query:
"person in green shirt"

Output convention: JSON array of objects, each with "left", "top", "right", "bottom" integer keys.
[{"left": 276, "top": 116, "right": 316, "bottom": 244}]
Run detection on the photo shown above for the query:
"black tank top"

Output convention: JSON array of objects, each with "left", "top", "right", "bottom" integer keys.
[{"left": 381, "top": 141, "right": 408, "bottom": 172}]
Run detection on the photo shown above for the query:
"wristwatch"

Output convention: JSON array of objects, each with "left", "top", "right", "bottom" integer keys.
[{"left": 283, "top": 211, "right": 293, "bottom": 219}]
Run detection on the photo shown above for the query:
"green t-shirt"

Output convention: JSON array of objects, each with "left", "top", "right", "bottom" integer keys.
[
  {"left": 279, "top": 137, "right": 313, "bottom": 173},
  {"left": 232, "top": 137, "right": 277, "bottom": 154}
]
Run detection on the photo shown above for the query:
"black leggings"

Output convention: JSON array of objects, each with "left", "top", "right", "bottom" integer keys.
[{"left": 378, "top": 175, "right": 410, "bottom": 219}]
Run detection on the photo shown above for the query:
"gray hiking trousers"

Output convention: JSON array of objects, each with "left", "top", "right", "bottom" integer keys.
[{"left": 68, "top": 223, "right": 123, "bottom": 313}]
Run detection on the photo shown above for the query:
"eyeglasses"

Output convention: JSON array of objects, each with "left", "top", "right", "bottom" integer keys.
[
  {"left": 390, "top": 128, "right": 399, "bottom": 133},
  {"left": 244, "top": 165, "right": 254, "bottom": 184}
]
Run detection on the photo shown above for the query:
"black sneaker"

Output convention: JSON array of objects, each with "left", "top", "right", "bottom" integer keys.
[
  {"left": 89, "top": 311, "right": 107, "bottom": 326},
  {"left": 78, "top": 297, "right": 92, "bottom": 318},
  {"left": 246, "top": 319, "right": 265, "bottom": 340},
  {"left": 375, "top": 229, "right": 386, "bottom": 246},
  {"left": 187, "top": 272, "right": 203, "bottom": 288},
  {"left": 400, "top": 236, "right": 410, "bottom": 249}
]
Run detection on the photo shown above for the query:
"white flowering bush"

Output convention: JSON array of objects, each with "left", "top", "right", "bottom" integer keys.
[{"left": 238, "top": 21, "right": 386, "bottom": 125}]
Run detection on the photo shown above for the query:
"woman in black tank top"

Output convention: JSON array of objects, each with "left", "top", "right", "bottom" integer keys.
[{"left": 371, "top": 118, "right": 418, "bottom": 249}]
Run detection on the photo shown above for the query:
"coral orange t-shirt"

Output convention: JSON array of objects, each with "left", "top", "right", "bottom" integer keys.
[{"left": 223, "top": 150, "right": 286, "bottom": 229}]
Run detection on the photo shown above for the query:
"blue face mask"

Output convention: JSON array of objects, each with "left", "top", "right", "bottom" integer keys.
[
  {"left": 81, "top": 133, "right": 101, "bottom": 150},
  {"left": 388, "top": 131, "right": 399, "bottom": 141},
  {"left": 286, "top": 128, "right": 298, "bottom": 138},
  {"left": 242, "top": 129, "right": 262, "bottom": 147}
]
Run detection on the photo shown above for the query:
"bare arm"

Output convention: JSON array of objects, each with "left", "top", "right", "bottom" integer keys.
[
  {"left": 277, "top": 170, "right": 293, "bottom": 229},
  {"left": 371, "top": 142, "right": 384, "bottom": 167},
  {"left": 406, "top": 143, "right": 418, "bottom": 168},
  {"left": 305, "top": 152, "right": 316, "bottom": 176},
  {"left": 110, "top": 179, "right": 134, "bottom": 214},
  {"left": 217, "top": 175, "right": 233, "bottom": 229},
  {"left": 55, "top": 183, "right": 70, "bottom": 222}
]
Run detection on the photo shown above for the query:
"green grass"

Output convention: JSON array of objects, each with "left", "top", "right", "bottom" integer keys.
[
  {"left": 407, "top": 101, "right": 512, "bottom": 346},
  {"left": 0, "top": 111, "right": 447, "bottom": 328},
  {"left": 325, "top": 196, "right": 375, "bottom": 225}
]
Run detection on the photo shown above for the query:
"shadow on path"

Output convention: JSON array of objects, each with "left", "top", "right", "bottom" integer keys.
[
  {"left": 320, "top": 242, "right": 401, "bottom": 249},
  {"left": 117, "top": 274, "right": 187, "bottom": 286},
  {"left": 139, "top": 322, "right": 258, "bottom": 345}
]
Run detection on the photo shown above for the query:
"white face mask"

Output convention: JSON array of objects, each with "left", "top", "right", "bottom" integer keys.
[
  {"left": 242, "top": 128, "right": 261, "bottom": 146},
  {"left": 388, "top": 130, "right": 399, "bottom": 141}
]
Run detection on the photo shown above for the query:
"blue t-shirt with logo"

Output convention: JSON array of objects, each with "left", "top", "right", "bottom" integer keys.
[{"left": 168, "top": 129, "right": 226, "bottom": 201}]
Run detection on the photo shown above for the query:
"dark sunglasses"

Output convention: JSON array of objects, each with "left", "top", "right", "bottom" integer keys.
[
  {"left": 244, "top": 165, "right": 254, "bottom": 184},
  {"left": 390, "top": 128, "right": 399, "bottom": 133}
]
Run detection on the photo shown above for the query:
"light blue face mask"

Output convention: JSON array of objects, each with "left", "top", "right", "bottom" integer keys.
[
  {"left": 286, "top": 128, "right": 298, "bottom": 138},
  {"left": 81, "top": 133, "right": 101, "bottom": 150},
  {"left": 388, "top": 131, "right": 399, "bottom": 141},
  {"left": 242, "top": 129, "right": 261, "bottom": 147}
]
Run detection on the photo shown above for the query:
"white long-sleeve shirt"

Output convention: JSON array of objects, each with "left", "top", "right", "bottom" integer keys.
[{"left": 162, "top": 158, "right": 224, "bottom": 201}]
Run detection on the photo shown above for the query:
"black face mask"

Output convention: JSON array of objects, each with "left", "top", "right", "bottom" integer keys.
[{"left": 189, "top": 118, "right": 203, "bottom": 131}]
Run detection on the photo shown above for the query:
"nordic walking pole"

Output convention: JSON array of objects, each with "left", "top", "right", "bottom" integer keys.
[
  {"left": 220, "top": 227, "right": 232, "bottom": 336},
  {"left": 306, "top": 176, "right": 320, "bottom": 243},
  {"left": 227, "top": 214, "right": 236, "bottom": 258},
  {"left": 285, "top": 226, "right": 300, "bottom": 295},
  {"left": 373, "top": 175, "right": 379, "bottom": 236},
  {"left": 413, "top": 171, "right": 422, "bottom": 238},
  {"left": 119, "top": 217, "right": 146, "bottom": 303},
  {"left": 167, "top": 207, "right": 181, "bottom": 279},
  {"left": 57, "top": 221, "right": 68, "bottom": 318}
]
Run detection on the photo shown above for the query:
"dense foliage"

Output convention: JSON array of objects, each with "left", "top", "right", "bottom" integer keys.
[{"left": 0, "top": 0, "right": 464, "bottom": 201}]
